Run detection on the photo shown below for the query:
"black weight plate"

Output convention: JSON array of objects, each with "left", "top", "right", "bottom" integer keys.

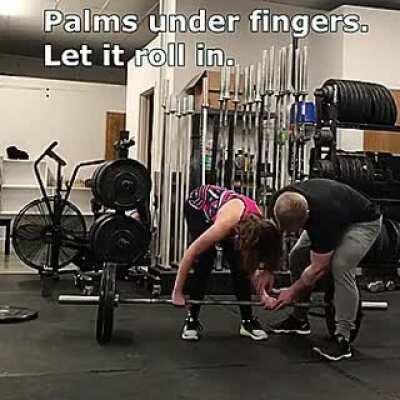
[
  {"left": 91, "top": 162, "right": 109, "bottom": 205},
  {"left": 322, "top": 160, "right": 335, "bottom": 179},
  {"left": 366, "top": 83, "right": 379, "bottom": 124},
  {"left": 355, "top": 81, "right": 371, "bottom": 124},
  {"left": 336, "top": 156, "right": 344, "bottom": 182},
  {"left": 353, "top": 157, "right": 362, "bottom": 186},
  {"left": 342, "top": 157, "right": 351, "bottom": 185},
  {"left": 94, "top": 159, "right": 151, "bottom": 210},
  {"left": 336, "top": 80, "right": 350, "bottom": 122},
  {"left": 347, "top": 81, "right": 361, "bottom": 124},
  {"left": 378, "top": 85, "right": 393, "bottom": 125},
  {"left": 96, "top": 264, "right": 116, "bottom": 345},
  {"left": 358, "top": 82, "right": 372, "bottom": 123},
  {"left": 349, "top": 81, "right": 361, "bottom": 123},
  {"left": 356, "top": 157, "right": 368, "bottom": 190},
  {"left": 346, "top": 157, "right": 355, "bottom": 185},
  {"left": 365, "top": 156, "right": 375, "bottom": 188},
  {"left": 0, "top": 306, "right": 38, "bottom": 323},
  {"left": 392, "top": 220, "right": 400, "bottom": 260},
  {"left": 382, "top": 86, "right": 397, "bottom": 125},
  {"left": 90, "top": 214, "right": 150, "bottom": 264},
  {"left": 369, "top": 83, "right": 384, "bottom": 125},
  {"left": 352, "top": 157, "right": 362, "bottom": 188},
  {"left": 311, "top": 160, "right": 322, "bottom": 178},
  {"left": 326, "top": 160, "right": 336, "bottom": 178},
  {"left": 376, "top": 85, "right": 391, "bottom": 126}
]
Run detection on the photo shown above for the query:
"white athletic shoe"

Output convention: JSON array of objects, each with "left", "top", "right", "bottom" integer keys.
[
  {"left": 240, "top": 318, "right": 268, "bottom": 341},
  {"left": 181, "top": 317, "right": 203, "bottom": 341}
]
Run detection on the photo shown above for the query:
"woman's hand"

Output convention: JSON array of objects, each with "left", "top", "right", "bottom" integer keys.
[
  {"left": 252, "top": 270, "right": 274, "bottom": 296},
  {"left": 172, "top": 289, "right": 186, "bottom": 307},
  {"left": 260, "top": 290, "right": 277, "bottom": 310}
]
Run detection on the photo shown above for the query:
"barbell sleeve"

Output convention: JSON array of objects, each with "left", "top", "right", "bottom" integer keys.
[
  {"left": 187, "top": 95, "right": 195, "bottom": 114},
  {"left": 233, "top": 64, "right": 241, "bottom": 103},
  {"left": 294, "top": 48, "right": 301, "bottom": 94},
  {"left": 219, "top": 66, "right": 226, "bottom": 101},
  {"left": 286, "top": 43, "right": 293, "bottom": 93},
  {"left": 244, "top": 66, "right": 250, "bottom": 105},
  {"left": 261, "top": 50, "right": 268, "bottom": 96},
  {"left": 59, "top": 295, "right": 100, "bottom": 305},
  {"left": 162, "top": 79, "right": 169, "bottom": 109},
  {"left": 248, "top": 64, "right": 255, "bottom": 104},
  {"left": 202, "top": 76, "right": 209, "bottom": 108},
  {"left": 224, "top": 66, "right": 231, "bottom": 100},
  {"left": 255, "top": 62, "right": 263, "bottom": 103},
  {"left": 268, "top": 46, "right": 275, "bottom": 93}
]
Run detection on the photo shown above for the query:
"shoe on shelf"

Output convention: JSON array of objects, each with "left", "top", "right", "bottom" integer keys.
[
  {"left": 271, "top": 315, "right": 311, "bottom": 335},
  {"left": 313, "top": 335, "right": 352, "bottom": 361},
  {"left": 181, "top": 316, "right": 203, "bottom": 341},
  {"left": 240, "top": 318, "right": 268, "bottom": 341}
]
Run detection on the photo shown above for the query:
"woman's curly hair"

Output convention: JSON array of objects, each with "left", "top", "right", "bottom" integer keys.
[{"left": 239, "top": 215, "right": 283, "bottom": 276}]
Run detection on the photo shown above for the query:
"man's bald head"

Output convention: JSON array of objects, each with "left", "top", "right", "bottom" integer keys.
[{"left": 273, "top": 192, "right": 309, "bottom": 232}]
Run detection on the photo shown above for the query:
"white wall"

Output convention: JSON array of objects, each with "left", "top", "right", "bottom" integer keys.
[
  {"left": 0, "top": 53, "right": 126, "bottom": 85},
  {"left": 307, "top": 5, "right": 400, "bottom": 151},
  {"left": 308, "top": 5, "right": 400, "bottom": 91},
  {"left": 308, "top": 27, "right": 344, "bottom": 92},
  {"left": 0, "top": 75, "right": 126, "bottom": 177},
  {"left": 174, "top": 0, "right": 317, "bottom": 93},
  {"left": 126, "top": 35, "right": 162, "bottom": 162},
  {"left": 341, "top": 6, "right": 400, "bottom": 89}
]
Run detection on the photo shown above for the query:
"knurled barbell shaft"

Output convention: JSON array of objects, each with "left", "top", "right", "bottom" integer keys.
[{"left": 58, "top": 296, "right": 388, "bottom": 310}]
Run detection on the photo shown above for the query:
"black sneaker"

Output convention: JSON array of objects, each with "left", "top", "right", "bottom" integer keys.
[
  {"left": 181, "top": 316, "right": 203, "bottom": 341},
  {"left": 271, "top": 315, "right": 311, "bottom": 335},
  {"left": 313, "top": 335, "right": 352, "bottom": 361},
  {"left": 240, "top": 318, "right": 268, "bottom": 341}
]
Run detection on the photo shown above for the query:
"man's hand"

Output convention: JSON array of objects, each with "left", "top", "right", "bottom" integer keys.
[
  {"left": 171, "top": 289, "right": 186, "bottom": 307},
  {"left": 252, "top": 270, "right": 274, "bottom": 296},
  {"left": 260, "top": 290, "right": 278, "bottom": 310},
  {"left": 272, "top": 287, "right": 297, "bottom": 310}
]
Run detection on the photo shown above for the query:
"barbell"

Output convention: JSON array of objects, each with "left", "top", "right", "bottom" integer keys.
[
  {"left": 58, "top": 260, "right": 388, "bottom": 346},
  {"left": 58, "top": 295, "right": 388, "bottom": 310}
]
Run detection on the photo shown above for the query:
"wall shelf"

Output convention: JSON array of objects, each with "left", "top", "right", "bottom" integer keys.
[{"left": 0, "top": 158, "right": 94, "bottom": 228}]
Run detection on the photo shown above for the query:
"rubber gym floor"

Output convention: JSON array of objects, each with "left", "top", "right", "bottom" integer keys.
[{"left": 0, "top": 275, "right": 399, "bottom": 400}]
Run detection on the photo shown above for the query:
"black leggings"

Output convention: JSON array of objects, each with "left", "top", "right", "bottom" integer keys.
[{"left": 184, "top": 201, "right": 253, "bottom": 320}]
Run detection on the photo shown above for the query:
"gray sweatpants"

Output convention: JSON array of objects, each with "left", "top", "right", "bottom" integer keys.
[{"left": 290, "top": 217, "right": 382, "bottom": 340}]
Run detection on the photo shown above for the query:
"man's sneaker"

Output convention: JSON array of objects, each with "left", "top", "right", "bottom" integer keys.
[
  {"left": 313, "top": 335, "right": 352, "bottom": 361},
  {"left": 181, "top": 317, "right": 203, "bottom": 341},
  {"left": 240, "top": 318, "right": 268, "bottom": 341},
  {"left": 271, "top": 315, "right": 311, "bottom": 335}
]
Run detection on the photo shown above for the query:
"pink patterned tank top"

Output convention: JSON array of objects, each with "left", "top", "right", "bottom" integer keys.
[{"left": 187, "top": 185, "right": 261, "bottom": 224}]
